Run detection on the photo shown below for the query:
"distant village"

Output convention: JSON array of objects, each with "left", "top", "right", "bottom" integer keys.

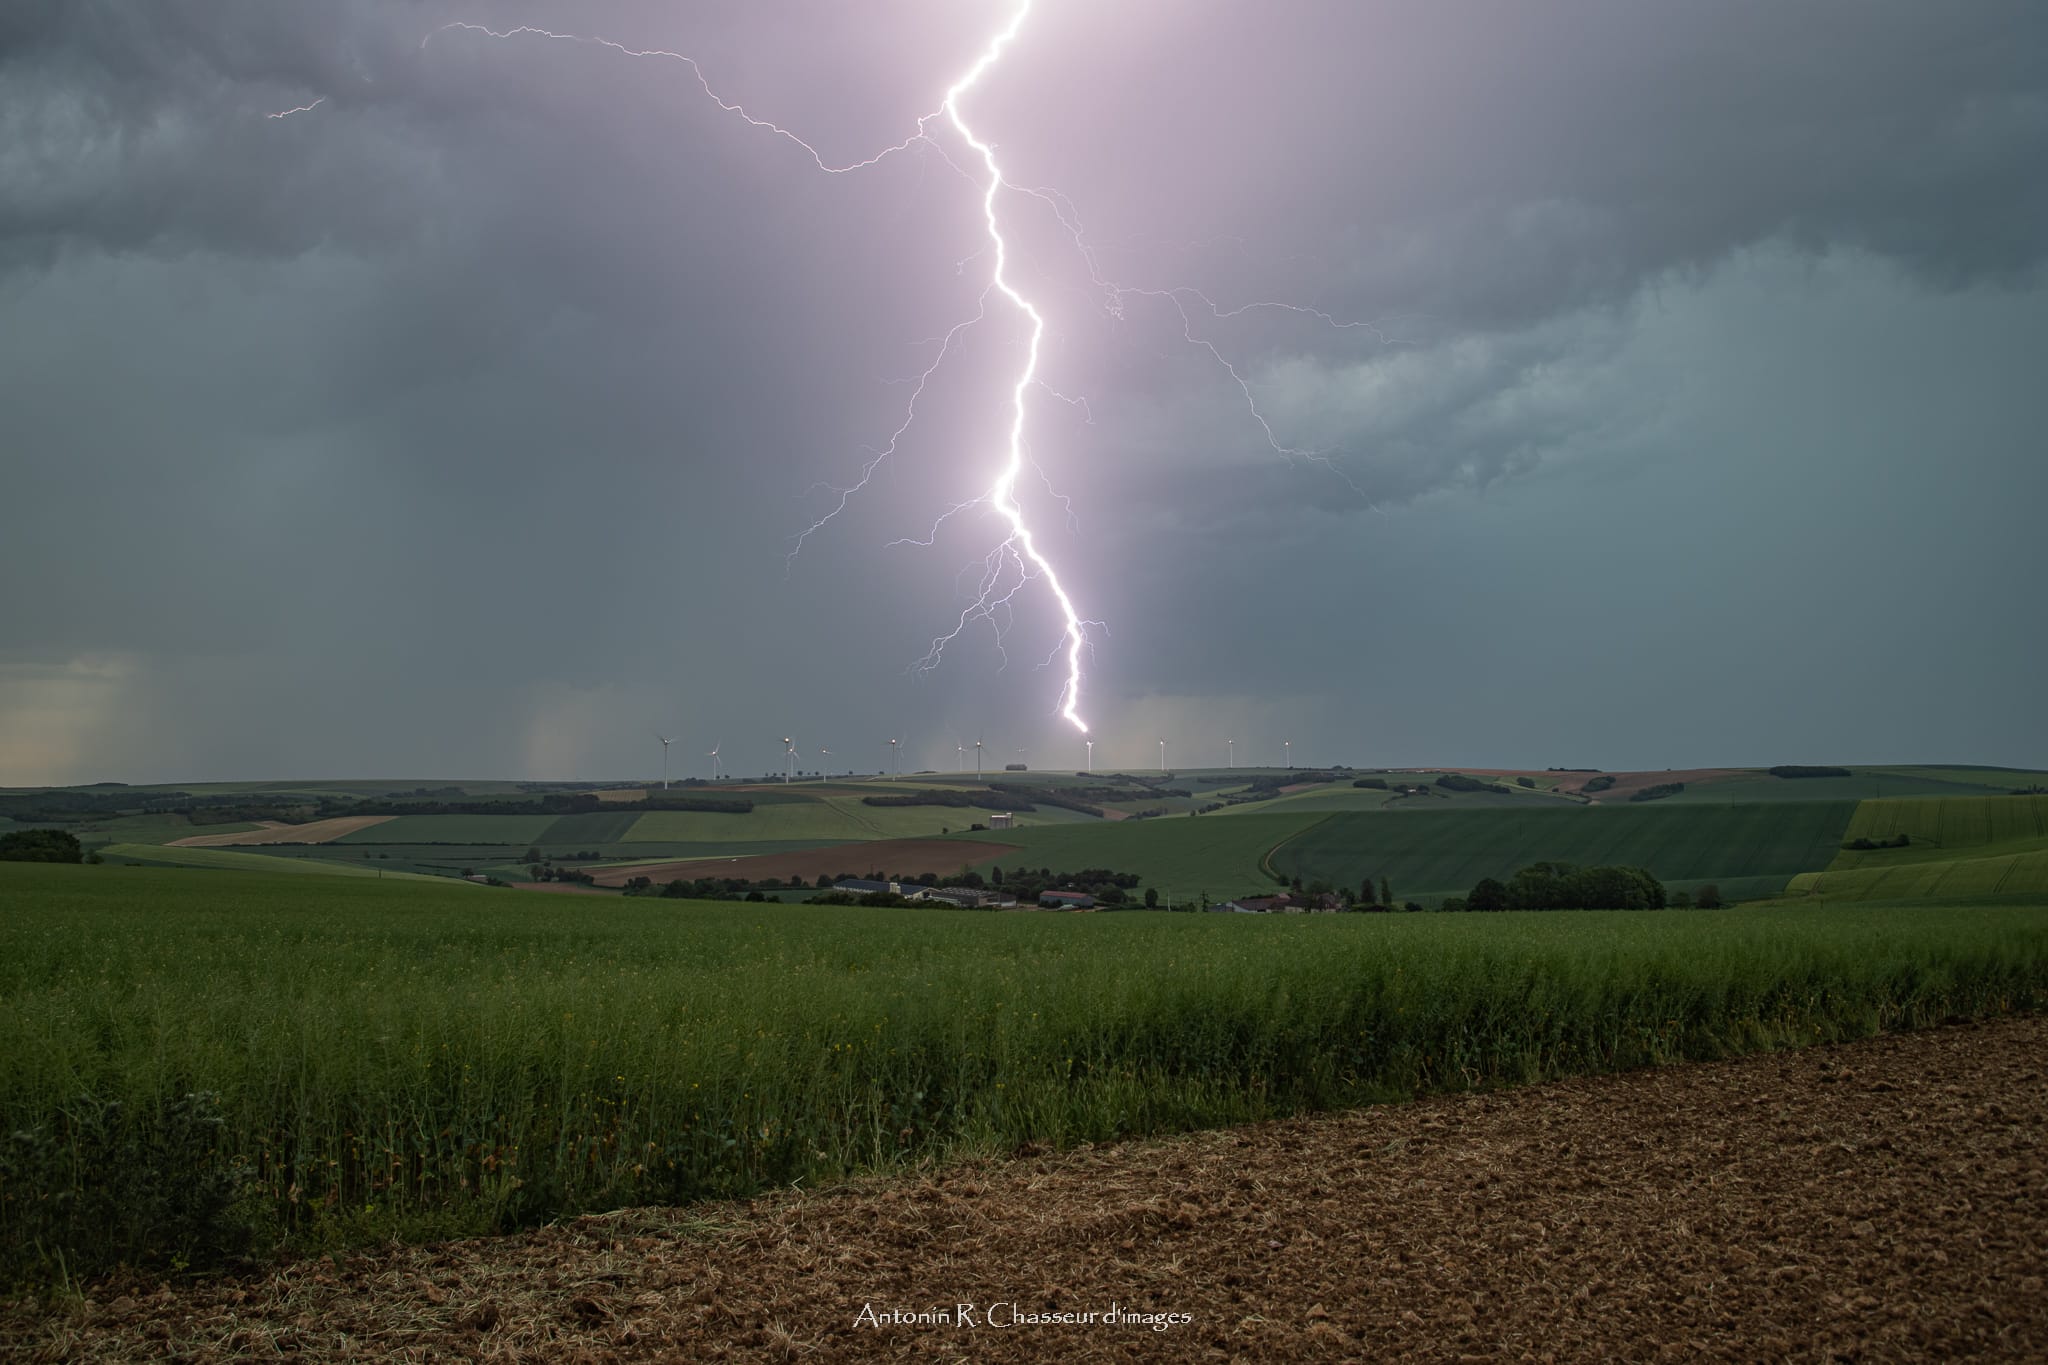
[{"left": 829, "top": 878, "right": 1342, "bottom": 914}]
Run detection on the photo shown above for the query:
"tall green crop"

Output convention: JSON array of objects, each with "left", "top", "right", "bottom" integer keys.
[{"left": 2, "top": 864, "right": 2044, "bottom": 1286}]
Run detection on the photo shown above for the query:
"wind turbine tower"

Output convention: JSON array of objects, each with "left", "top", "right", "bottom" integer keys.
[
  {"left": 1159, "top": 738, "right": 1167, "bottom": 773},
  {"left": 889, "top": 737, "right": 900, "bottom": 777},
  {"left": 1085, "top": 738, "right": 1093, "bottom": 774},
  {"left": 783, "top": 737, "right": 796, "bottom": 784},
  {"left": 706, "top": 744, "right": 723, "bottom": 780},
  {"left": 657, "top": 733, "right": 673, "bottom": 790},
  {"left": 974, "top": 735, "right": 984, "bottom": 778},
  {"left": 1227, "top": 737, "right": 1234, "bottom": 769}
]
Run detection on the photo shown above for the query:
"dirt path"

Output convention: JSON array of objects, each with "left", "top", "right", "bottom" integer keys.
[{"left": 8, "top": 1017, "right": 2042, "bottom": 1362}]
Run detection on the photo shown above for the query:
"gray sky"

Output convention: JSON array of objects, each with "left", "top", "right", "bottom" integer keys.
[{"left": 4, "top": 0, "right": 2045, "bottom": 784}]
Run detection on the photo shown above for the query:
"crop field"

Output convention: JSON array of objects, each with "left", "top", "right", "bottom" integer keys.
[
  {"left": 589, "top": 837, "right": 1015, "bottom": 888},
  {"left": 1836, "top": 794, "right": 2048, "bottom": 854},
  {"left": 169, "top": 816, "right": 397, "bottom": 847},
  {"left": 1269, "top": 801, "right": 1859, "bottom": 903},
  {"left": 1788, "top": 849, "right": 2048, "bottom": 902},
  {"left": 959, "top": 812, "right": 1328, "bottom": 897},
  {"left": 94, "top": 844, "right": 455, "bottom": 881},
  {"left": 333, "top": 814, "right": 560, "bottom": 845},
  {"left": 1656, "top": 770, "right": 2017, "bottom": 804},
  {"left": 2, "top": 862, "right": 2043, "bottom": 1289},
  {"left": 625, "top": 794, "right": 1087, "bottom": 846}
]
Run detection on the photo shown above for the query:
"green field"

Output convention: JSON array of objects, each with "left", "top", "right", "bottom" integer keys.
[
  {"left": 1834, "top": 794, "right": 2048, "bottom": 858},
  {"left": 1661, "top": 770, "right": 2027, "bottom": 804},
  {"left": 1268, "top": 802, "right": 1859, "bottom": 904},
  {"left": 334, "top": 814, "right": 559, "bottom": 845},
  {"left": 532, "top": 811, "right": 647, "bottom": 846},
  {"left": 1771, "top": 795, "right": 2048, "bottom": 902},
  {"left": 1788, "top": 850, "right": 2048, "bottom": 902},
  {"left": 956, "top": 812, "right": 1326, "bottom": 897},
  {"left": 627, "top": 794, "right": 1088, "bottom": 845},
  {"left": 96, "top": 844, "right": 457, "bottom": 881},
  {"left": 3, "top": 862, "right": 2043, "bottom": 1288}
]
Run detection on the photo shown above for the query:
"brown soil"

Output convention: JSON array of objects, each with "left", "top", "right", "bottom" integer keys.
[
  {"left": 589, "top": 838, "right": 1020, "bottom": 889},
  {"left": 591, "top": 789, "right": 650, "bottom": 803},
  {"left": 8, "top": 1017, "right": 2041, "bottom": 1363},
  {"left": 168, "top": 816, "right": 395, "bottom": 848}
]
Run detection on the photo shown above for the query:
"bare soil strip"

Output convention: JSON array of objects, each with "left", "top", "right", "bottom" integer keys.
[
  {"left": 8, "top": 1017, "right": 2041, "bottom": 1363},
  {"left": 589, "top": 838, "right": 1018, "bottom": 889},
  {"left": 167, "top": 816, "right": 395, "bottom": 848}
]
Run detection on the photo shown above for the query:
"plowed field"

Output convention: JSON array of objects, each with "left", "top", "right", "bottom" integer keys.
[
  {"left": 12, "top": 1016, "right": 2041, "bottom": 1363},
  {"left": 589, "top": 838, "right": 1016, "bottom": 888}
]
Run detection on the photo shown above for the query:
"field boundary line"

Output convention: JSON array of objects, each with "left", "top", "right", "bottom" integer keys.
[{"left": 1260, "top": 813, "right": 1335, "bottom": 883}]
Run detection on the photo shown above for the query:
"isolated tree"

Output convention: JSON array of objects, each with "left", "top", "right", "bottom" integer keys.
[
  {"left": 1379, "top": 876, "right": 1393, "bottom": 907},
  {"left": 1144, "top": 888, "right": 1159, "bottom": 909},
  {"left": 1359, "top": 877, "right": 1378, "bottom": 906},
  {"left": 1695, "top": 884, "right": 1724, "bottom": 909}
]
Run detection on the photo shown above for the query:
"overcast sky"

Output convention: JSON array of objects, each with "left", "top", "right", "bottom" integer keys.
[{"left": 4, "top": 0, "right": 2045, "bottom": 785}]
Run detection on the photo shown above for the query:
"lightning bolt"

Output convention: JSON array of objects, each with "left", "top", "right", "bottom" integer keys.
[
  {"left": 431, "top": 3, "right": 1400, "bottom": 736},
  {"left": 935, "top": 1, "right": 1092, "bottom": 732},
  {"left": 265, "top": 97, "right": 325, "bottom": 119}
]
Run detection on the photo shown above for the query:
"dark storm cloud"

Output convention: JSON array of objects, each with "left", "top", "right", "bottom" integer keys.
[{"left": 1, "top": 1, "right": 2043, "bottom": 781}]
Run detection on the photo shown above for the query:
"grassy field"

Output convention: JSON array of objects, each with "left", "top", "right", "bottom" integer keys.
[
  {"left": 1269, "top": 802, "right": 1859, "bottom": 904},
  {"left": 2, "top": 862, "right": 2043, "bottom": 1288}
]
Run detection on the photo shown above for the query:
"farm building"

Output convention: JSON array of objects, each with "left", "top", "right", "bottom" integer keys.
[
  {"left": 834, "top": 879, "right": 929, "bottom": 898},
  {"left": 989, "top": 812, "right": 1015, "bottom": 829},
  {"left": 924, "top": 886, "right": 1006, "bottom": 908}
]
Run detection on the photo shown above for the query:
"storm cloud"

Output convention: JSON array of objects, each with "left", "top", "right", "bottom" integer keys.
[{"left": 2, "top": 1, "right": 2043, "bottom": 782}]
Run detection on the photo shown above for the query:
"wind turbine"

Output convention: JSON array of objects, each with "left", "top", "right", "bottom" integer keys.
[
  {"left": 657, "top": 733, "right": 674, "bottom": 790},
  {"left": 888, "top": 737, "right": 900, "bottom": 776},
  {"left": 819, "top": 746, "right": 833, "bottom": 775},
  {"left": 1159, "top": 737, "right": 1167, "bottom": 773},
  {"left": 974, "top": 734, "right": 984, "bottom": 778},
  {"left": 956, "top": 739, "right": 965, "bottom": 772},
  {"left": 783, "top": 736, "right": 796, "bottom": 784},
  {"left": 706, "top": 743, "right": 723, "bottom": 780},
  {"left": 1284, "top": 739, "right": 1291, "bottom": 769},
  {"left": 1085, "top": 738, "right": 1093, "bottom": 773},
  {"left": 1227, "top": 737, "right": 1234, "bottom": 769}
]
